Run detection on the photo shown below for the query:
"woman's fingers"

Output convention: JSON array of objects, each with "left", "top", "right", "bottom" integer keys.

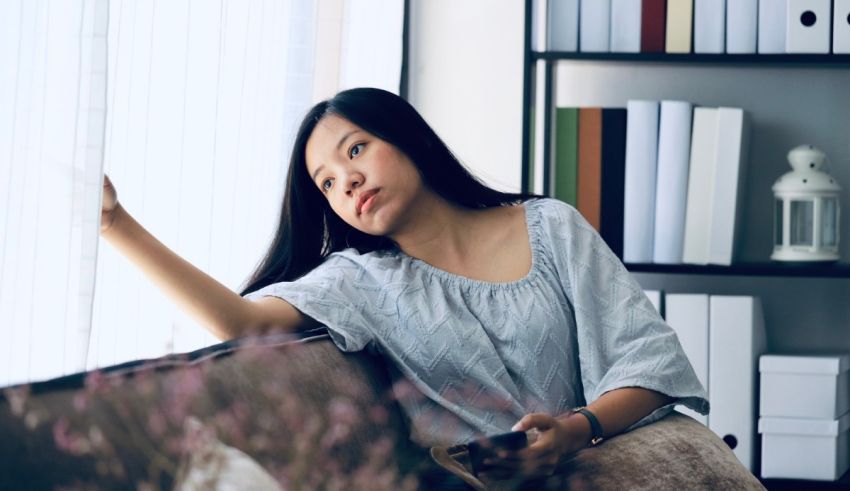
[
  {"left": 102, "top": 174, "right": 117, "bottom": 207},
  {"left": 100, "top": 174, "right": 119, "bottom": 233},
  {"left": 482, "top": 414, "right": 563, "bottom": 479},
  {"left": 512, "top": 413, "right": 555, "bottom": 432}
]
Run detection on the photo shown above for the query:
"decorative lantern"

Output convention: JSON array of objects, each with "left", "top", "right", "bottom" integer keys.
[{"left": 771, "top": 145, "right": 841, "bottom": 262}]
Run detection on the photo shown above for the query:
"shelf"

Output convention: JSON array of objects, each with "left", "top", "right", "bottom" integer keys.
[
  {"left": 624, "top": 262, "right": 850, "bottom": 278},
  {"left": 531, "top": 51, "right": 850, "bottom": 67}
]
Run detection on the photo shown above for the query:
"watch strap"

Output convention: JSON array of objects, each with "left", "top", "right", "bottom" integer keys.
[{"left": 572, "top": 407, "right": 604, "bottom": 446}]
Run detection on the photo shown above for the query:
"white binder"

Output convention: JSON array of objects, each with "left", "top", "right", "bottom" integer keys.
[
  {"left": 834, "top": 0, "right": 850, "bottom": 53},
  {"left": 610, "top": 0, "right": 642, "bottom": 53},
  {"left": 694, "top": 0, "right": 726, "bottom": 53},
  {"left": 623, "top": 100, "right": 660, "bottom": 263},
  {"left": 727, "top": 0, "right": 758, "bottom": 53},
  {"left": 666, "top": 294, "right": 710, "bottom": 426},
  {"left": 709, "top": 108, "right": 749, "bottom": 266},
  {"left": 786, "top": 0, "right": 831, "bottom": 53},
  {"left": 758, "top": 0, "right": 788, "bottom": 53},
  {"left": 580, "top": 0, "right": 611, "bottom": 52},
  {"left": 547, "top": 0, "right": 579, "bottom": 51},
  {"left": 653, "top": 101, "right": 693, "bottom": 264},
  {"left": 532, "top": 0, "right": 548, "bottom": 51},
  {"left": 708, "top": 296, "right": 767, "bottom": 472},
  {"left": 682, "top": 107, "right": 718, "bottom": 265}
]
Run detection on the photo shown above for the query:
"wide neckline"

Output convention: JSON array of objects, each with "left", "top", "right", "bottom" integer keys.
[{"left": 393, "top": 199, "right": 543, "bottom": 290}]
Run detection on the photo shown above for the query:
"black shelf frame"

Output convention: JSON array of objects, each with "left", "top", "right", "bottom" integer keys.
[
  {"left": 532, "top": 51, "right": 850, "bottom": 67},
  {"left": 625, "top": 262, "right": 850, "bottom": 279}
]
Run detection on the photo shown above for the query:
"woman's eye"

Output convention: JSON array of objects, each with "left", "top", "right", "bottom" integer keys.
[
  {"left": 322, "top": 178, "right": 334, "bottom": 192},
  {"left": 349, "top": 143, "right": 363, "bottom": 159}
]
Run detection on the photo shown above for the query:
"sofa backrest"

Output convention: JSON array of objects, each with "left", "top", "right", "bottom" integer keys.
[{"left": 0, "top": 331, "right": 424, "bottom": 490}]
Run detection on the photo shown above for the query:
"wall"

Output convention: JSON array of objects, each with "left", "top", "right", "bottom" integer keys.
[{"left": 407, "top": 0, "right": 525, "bottom": 193}]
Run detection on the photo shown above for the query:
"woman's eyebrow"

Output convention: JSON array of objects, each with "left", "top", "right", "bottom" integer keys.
[
  {"left": 336, "top": 129, "right": 361, "bottom": 153},
  {"left": 311, "top": 164, "right": 325, "bottom": 182}
]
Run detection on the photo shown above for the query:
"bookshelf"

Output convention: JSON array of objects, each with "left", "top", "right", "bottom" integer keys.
[
  {"left": 521, "top": 0, "right": 850, "bottom": 487},
  {"left": 519, "top": 3, "right": 850, "bottom": 281}
]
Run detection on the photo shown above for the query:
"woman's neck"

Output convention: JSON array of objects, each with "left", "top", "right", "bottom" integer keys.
[{"left": 390, "top": 196, "right": 491, "bottom": 266}]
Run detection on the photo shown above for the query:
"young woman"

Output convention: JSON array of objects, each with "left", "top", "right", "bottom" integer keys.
[{"left": 100, "top": 87, "right": 708, "bottom": 481}]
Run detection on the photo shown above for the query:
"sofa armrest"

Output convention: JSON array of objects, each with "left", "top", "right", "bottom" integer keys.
[{"left": 546, "top": 411, "right": 765, "bottom": 490}]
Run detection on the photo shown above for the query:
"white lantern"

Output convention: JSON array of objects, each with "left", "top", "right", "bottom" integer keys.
[{"left": 771, "top": 145, "right": 842, "bottom": 262}]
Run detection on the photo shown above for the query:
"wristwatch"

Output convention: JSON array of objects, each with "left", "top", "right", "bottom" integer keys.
[{"left": 570, "top": 406, "right": 605, "bottom": 446}]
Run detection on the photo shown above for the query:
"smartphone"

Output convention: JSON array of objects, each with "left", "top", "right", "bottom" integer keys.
[{"left": 467, "top": 430, "right": 529, "bottom": 475}]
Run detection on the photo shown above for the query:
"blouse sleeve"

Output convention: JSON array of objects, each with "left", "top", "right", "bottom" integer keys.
[
  {"left": 242, "top": 252, "right": 375, "bottom": 352},
  {"left": 542, "top": 199, "right": 709, "bottom": 432}
]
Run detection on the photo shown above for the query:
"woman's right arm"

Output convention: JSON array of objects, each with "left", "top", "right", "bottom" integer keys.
[{"left": 100, "top": 176, "right": 316, "bottom": 341}]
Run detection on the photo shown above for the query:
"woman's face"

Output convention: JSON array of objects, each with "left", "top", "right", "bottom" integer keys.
[{"left": 304, "top": 114, "right": 426, "bottom": 237}]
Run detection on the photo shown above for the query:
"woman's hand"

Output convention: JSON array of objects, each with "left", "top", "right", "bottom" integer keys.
[
  {"left": 101, "top": 174, "right": 120, "bottom": 233},
  {"left": 479, "top": 413, "right": 586, "bottom": 480}
]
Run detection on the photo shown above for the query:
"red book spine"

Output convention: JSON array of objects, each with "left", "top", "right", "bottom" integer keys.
[{"left": 641, "top": 0, "right": 667, "bottom": 52}]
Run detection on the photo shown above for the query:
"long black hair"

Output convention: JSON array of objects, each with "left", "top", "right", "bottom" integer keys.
[{"left": 239, "top": 87, "right": 539, "bottom": 296}]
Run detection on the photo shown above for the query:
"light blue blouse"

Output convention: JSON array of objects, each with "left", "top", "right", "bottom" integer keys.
[{"left": 244, "top": 198, "right": 709, "bottom": 446}]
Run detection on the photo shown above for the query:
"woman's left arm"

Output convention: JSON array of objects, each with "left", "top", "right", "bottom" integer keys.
[
  {"left": 485, "top": 387, "right": 673, "bottom": 478},
  {"left": 564, "top": 386, "right": 674, "bottom": 446}
]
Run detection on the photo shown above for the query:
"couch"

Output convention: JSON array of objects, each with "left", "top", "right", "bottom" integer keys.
[{"left": 0, "top": 329, "right": 766, "bottom": 490}]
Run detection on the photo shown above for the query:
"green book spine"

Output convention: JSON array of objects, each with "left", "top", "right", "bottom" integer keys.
[{"left": 555, "top": 107, "right": 578, "bottom": 206}]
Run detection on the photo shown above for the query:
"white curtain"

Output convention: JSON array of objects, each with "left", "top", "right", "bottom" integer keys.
[
  {"left": 0, "top": 0, "right": 108, "bottom": 387},
  {"left": 1, "top": 0, "right": 404, "bottom": 387}
]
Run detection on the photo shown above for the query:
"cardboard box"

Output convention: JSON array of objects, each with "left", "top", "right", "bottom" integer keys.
[
  {"left": 760, "top": 354, "right": 850, "bottom": 419},
  {"left": 759, "top": 412, "right": 850, "bottom": 480}
]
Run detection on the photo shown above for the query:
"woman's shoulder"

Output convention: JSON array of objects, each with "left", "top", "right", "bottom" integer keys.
[
  {"left": 525, "top": 196, "right": 571, "bottom": 213},
  {"left": 321, "top": 247, "right": 406, "bottom": 276},
  {"left": 245, "top": 248, "right": 404, "bottom": 302},
  {"left": 524, "top": 197, "right": 586, "bottom": 231}
]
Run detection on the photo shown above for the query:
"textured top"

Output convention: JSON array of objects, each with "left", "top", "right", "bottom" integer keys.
[{"left": 244, "top": 198, "right": 709, "bottom": 446}]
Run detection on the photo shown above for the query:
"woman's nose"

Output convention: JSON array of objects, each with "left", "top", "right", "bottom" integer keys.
[{"left": 345, "top": 173, "right": 363, "bottom": 195}]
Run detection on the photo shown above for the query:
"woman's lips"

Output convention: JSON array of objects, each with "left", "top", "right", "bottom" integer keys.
[{"left": 357, "top": 189, "right": 379, "bottom": 215}]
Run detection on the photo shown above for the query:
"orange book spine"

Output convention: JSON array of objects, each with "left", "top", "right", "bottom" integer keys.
[{"left": 577, "top": 108, "right": 602, "bottom": 231}]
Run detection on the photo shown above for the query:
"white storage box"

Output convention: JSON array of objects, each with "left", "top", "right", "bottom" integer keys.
[
  {"left": 760, "top": 354, "right": 850, "bottom": 419},
  {"left": 759, "top": 412, "right": 850, "bottom": 480}
]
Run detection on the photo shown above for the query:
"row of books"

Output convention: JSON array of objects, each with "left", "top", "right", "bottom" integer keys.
[
  {"left": 644, "top": 291, "right": 766, "bottom": 471},
  {"left": 544, "top": 0, "right": 850, "bottom": 55},
  {"left": 553, "top": 100, "right": 749, "bottom": 265}
]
